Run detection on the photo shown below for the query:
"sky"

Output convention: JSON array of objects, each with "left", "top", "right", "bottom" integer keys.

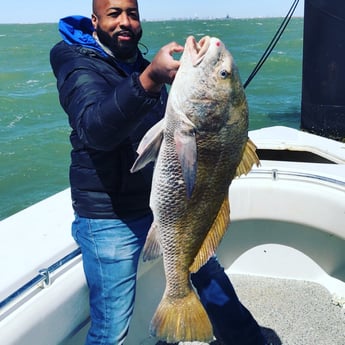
[{"left": 0, "top": 0, "right": 304, "bottom": 24}]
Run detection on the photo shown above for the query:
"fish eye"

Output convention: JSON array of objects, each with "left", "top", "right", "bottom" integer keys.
[{"left": 219, "top": 69, "right": 230, "bottom": 79}]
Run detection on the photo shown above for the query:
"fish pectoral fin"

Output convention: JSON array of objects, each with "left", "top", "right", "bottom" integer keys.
[
  {"left": 235, "top": 138, "right": 260, "bottom": 177},
  {"left": 130, "top": 119, "right": 165, "bottom": 173},
  {"left": 174, "top": 119, "right": 197, "bottom": 199},
  {"left": 143, "top": 222, "right": 162, "bottom": 261},
  {"left": 190, "top": 196, "right": 230, "bottom": 273}
]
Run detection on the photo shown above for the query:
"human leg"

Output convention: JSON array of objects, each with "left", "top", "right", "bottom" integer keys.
[
  {"left": 191, "top": 256, "right": 265, "bottom": 345},
  {"left": 72, "top": 213, "right": 152, "bottom": 345}
]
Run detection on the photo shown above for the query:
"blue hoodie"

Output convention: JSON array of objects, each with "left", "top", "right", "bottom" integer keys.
[
  {"left": 58, "top": 15, "right": 146, "bottom": 75},
  {"left": 58, "top": 16, "right": 106, "bottom": 56}
]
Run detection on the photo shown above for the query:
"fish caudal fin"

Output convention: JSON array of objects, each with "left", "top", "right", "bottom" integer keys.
[
  {"left": 150, "top": 290, "right": 214, "bottom": 343},
  {"left": 190, "top": 196, "right": 230, "bottom": 273},
  {"left": 235, "top": 138, "right": 260, "bottom": 177}
]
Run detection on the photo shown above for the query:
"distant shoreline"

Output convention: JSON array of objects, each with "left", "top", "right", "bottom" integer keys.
[{"left": 0, "top": 15, "right": 304, "bottom": 25}]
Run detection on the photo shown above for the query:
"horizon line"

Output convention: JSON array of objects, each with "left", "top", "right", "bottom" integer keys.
[{"left": 0, "top": 15, "right": 304, "bottom": 25}]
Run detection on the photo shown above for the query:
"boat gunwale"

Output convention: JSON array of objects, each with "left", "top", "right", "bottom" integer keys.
[{"left": 0, "top": 248, "right": 82, "bottom": 319}]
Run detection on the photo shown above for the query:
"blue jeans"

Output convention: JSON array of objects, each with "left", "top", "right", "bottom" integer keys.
[{"left": 72, "top": 213, "right": 153, "bottom": 345}]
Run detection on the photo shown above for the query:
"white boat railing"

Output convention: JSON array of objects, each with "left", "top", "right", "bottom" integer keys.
[
  {"left": 248, "top": 168, "right": 345, "bottom": 188},
  {"left": 0, "top": 247, "right": 82, "bottom": 318}
]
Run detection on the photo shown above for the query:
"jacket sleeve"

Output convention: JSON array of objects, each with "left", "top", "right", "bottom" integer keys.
[{"left": 50, "top": 42, "right": 162, "bottom": 151}]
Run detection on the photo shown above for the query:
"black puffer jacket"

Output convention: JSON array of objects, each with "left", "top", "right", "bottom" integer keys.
[{"left": 50, "top": 16, "right": 167, "bottom": 219}]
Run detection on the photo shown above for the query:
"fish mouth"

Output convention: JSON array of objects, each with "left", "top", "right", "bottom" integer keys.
[{"left": 187, "top": 36, "right": 211, "bottom": 67}]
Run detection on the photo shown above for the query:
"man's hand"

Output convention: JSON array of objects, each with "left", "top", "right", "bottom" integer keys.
[{"left": 139, "top": 42, "right": 184, "bottom": 93}]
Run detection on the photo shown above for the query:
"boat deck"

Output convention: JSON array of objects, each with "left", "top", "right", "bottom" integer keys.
[
  {"left": 150, "top": 274, "right": 345, "bottom": 345},
  {"left": 231, "top": 274, "right": 345, "bottom": 345}
]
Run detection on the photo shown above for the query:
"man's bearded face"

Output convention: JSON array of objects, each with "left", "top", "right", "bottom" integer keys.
[{"left": 96, "top": 25, "right": 142, "bottom": 60}]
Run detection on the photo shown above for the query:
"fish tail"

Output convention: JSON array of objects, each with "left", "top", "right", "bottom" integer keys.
[{"left": 150, "top": 290, "right": 214, "bottom": 343}]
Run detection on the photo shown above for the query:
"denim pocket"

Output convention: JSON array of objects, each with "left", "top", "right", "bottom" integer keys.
[{"left": 71, "top": 214, "right": 81, "bottom": 244}]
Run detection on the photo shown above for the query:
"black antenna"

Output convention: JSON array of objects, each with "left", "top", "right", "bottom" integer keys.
[{"left": 243, "top": 0, "right": 300, "bottom": 89}]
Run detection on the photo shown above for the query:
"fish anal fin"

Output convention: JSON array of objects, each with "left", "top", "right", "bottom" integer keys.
[
  {"left": 190, "top": 196, "right": 230, "bottom": 273},
  {"left": 150, "top": 290, "right": 213, "bottom": 343},
  {"left": 130, "top": 119, "right": 165, "bottom": 173},
  {"left": 235, "top": 138, "right": 260, "bottom": 177},
  {"left": 143, "top": 222, "right": 162, "bottom": 261}
]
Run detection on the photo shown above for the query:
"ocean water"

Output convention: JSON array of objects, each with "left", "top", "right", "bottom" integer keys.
[{"left": 0, "top": 18, "right": 303, "bottom": 220}]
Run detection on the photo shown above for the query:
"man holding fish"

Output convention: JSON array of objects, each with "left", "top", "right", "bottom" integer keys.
[{"left": 50, "top": 0, "right": 266, "bottom": 344}]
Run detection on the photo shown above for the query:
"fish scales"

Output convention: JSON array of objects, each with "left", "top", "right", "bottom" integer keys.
[{"left": 131, "top": 35, "right": 260, "bottom": 343}]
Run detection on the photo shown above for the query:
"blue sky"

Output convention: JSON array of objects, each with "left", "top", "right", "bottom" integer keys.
[{"left": 0, "top": 0, "right": 304, "bottom": 24}]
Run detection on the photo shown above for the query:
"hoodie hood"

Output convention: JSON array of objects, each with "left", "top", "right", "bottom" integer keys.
[
  {"left": 57, "top": 15, "right": 147, "bottom": 75},
  {"left": 59, "top": 16, "right": 107, "bottom": 56}
]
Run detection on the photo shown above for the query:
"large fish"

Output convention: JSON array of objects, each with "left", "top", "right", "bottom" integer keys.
[{"left": 131, "top": 35, "right": 260, "bottom": 343}]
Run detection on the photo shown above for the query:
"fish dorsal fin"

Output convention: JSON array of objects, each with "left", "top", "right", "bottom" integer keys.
[
  {"left": 235, "top": 138, "right": 260, "bottom": 177},
  {"left": 130, "top": 119, "right": 165, "bottom": 173},
  {"left": 142, "top": 222, "right": 162, "bottom": 261},
  {"left": 190, "top": 196, "right": 230, "bottom": 273},
  {"left": 174, "top": 116, "right": 197, "bottom": 199}
]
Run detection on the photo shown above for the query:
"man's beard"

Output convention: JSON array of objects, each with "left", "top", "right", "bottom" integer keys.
[{"left": 96, "top": 26, "right": 142, "bottom": 60}]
